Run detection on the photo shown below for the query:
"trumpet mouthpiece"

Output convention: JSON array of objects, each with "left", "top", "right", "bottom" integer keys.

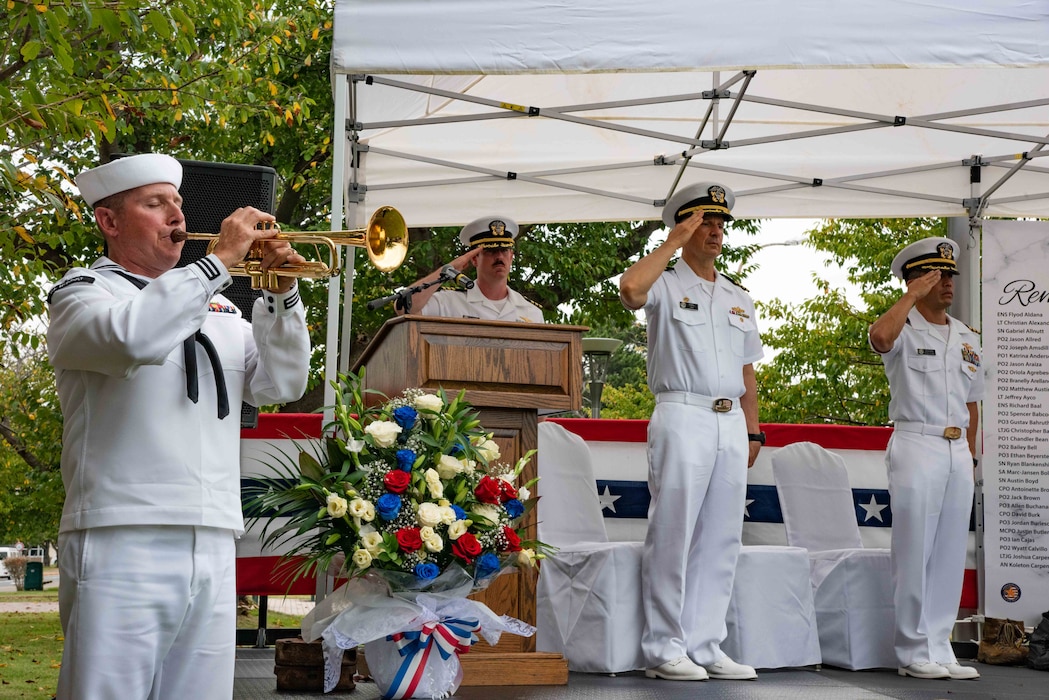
[{"left": 170, "top": 230, "right": 188, "bottom": 243}]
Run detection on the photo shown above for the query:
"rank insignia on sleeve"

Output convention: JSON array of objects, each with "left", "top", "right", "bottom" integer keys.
[
  {"left": 729, "top": 306, "right": 750, "bottom": 319},
  {"left": 679, "top": 297, "right": 698, "bottom": 310},
  {"left": 961, "top": 343, "right": 980, "bottom": 366}
]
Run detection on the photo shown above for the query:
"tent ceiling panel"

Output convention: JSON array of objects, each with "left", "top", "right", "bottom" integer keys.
[{"left": 334, "top": 1, "right": 1049, "bottom": 226}]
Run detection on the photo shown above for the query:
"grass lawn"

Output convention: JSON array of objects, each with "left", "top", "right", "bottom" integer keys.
[{"left": 0, "top": 588, "right": 304, "bottom": 697}]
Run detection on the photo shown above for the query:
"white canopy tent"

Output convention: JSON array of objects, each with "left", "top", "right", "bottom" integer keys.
[
  {"left": 325, "top": 0, "right": 1049, "bottom": 368},
  {"left": 322, "top": 0, "right": 1049, "bottom": 616}
]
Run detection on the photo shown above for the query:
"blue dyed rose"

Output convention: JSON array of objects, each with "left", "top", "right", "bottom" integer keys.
[
  {"left": 376, "top": 493, "right": 402, "bottom": 521},
  {"left": 392, "top": 406, "right": 418, "bottom": 430},
  {"left": 449, "top": 442, "right": 464, "bottom": 456},
  {"left": 414, "top": 562, "right": 441, "bottom": 580},
  {"left": 396, "top": 449, "right": 416, "bottom": 472},
  {"left": 451, "top": 504, "right": 467, "bottom": 521},
  {"left": 503, "top": 499, "right": 525, "bottom": 519},
  {"left": 474, "top": 552, "right": 501, "bottom": 580}
]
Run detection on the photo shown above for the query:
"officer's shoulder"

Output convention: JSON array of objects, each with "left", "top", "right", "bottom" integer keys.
[
  {"left": 719, "top": 271, "right": 749, "bottom": 292},
  {"left": 965, "top": 324, "right": 981, "bottom": 335},
  {"left": 525, "top": 297, "right": 543, "bottom": 311}
]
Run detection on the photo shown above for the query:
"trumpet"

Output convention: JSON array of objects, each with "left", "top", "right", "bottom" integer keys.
[{"left": 171, "top": 206, "right": 408, "bottom": 289}]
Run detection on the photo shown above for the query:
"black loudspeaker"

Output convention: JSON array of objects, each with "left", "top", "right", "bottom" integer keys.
[
  {"left": 179, "top": 159, "right": 279, "bottom": 429},
  {"left": 176, "top": 159, "right": 278, "bottom": 323}
]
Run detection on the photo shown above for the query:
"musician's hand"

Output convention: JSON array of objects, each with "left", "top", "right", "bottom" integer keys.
[
  {"left": 259, "top": 240, "right": 306, "bottom": 293},
  {"left": 210, "top": 207, "right": 277, "bottom": 270}
]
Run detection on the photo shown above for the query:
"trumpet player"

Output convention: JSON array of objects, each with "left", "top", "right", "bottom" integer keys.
[{"left": 46, "top": 153, "right": 310, "bottom": 700}]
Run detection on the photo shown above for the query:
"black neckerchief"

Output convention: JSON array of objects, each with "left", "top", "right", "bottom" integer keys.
[{"left": 107, "top": 269, "right": 229, "bottom": 419}]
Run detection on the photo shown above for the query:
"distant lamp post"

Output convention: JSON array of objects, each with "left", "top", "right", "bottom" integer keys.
[{"left": 582, "top": 337, "right": 623, "bottom": 419}]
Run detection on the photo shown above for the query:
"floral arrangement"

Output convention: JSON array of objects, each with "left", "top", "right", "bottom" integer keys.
[{"left": 245, "top": 369, "right": 549, "bottom": 593}]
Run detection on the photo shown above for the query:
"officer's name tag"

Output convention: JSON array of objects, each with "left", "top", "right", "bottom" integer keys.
[
  {"left": 917, "top": 348, "right": 936, "bottom": 356},
  {"left": 679, "top": 301, "right": 698, "bottom": 310}
]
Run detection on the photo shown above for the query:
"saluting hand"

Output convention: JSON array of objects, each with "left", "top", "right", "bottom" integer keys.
[
  {"left": 664, "top": 212, "right": 705, "bottom": 251},
  {"left": 904, "top": 269, "right": 942, "bottom": 300}
]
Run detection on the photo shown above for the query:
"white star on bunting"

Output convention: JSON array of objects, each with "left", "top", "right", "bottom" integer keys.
[
  {"left": 859, "top": 494, "right": 888, "bottom": 523},
  {"left": 597, "top": 485, "right": 621, "bottom": 513},
  {"left": 743, "top": 498, "right": 755, "bottom": 519}
]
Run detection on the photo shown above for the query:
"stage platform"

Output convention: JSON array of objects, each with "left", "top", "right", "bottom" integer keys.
[{"left": 233, "top": 649, "right": 1046, "bottom": 700}]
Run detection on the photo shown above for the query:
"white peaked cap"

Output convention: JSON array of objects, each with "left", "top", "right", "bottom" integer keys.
[{"left": 75, "top": 153, "right": 183, "bottom": 207}]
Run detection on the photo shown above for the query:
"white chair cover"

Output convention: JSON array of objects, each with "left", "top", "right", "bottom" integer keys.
[
  {"left": 772, "top": 441, "right": 897, "bottom": 670},
  {"left": 535, "top": 421, "right": 646, "bottom": 673},
  {"left": 537, "top": 422, "right": 822, "bottom": 672},
  {"left": 723, "top": 545, "right": 822, "bottom": 669}
]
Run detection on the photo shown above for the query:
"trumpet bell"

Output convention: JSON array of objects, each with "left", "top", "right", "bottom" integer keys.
[{"left": 361, "top": 206, "right": 408, "bottom": 273}]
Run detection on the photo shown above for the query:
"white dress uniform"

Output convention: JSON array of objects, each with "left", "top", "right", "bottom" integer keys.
[
  {"left": 47, "top": 254, "right": 310, "bottom": 700},
  {"left": 875, "top": 308, "right": 983, "bottom": 668},
  {"left": 641, "top": 264, "right": 763, "bottom": 667},
  {"left": 421, "top": 286, "right": 545, "bottom": 323}
]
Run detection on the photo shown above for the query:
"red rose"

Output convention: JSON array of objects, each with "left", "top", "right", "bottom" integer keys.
[
  {"left": 396, "top": 527, "right": 423, "bottom": 552},
  {"left": 452, "top": 533, "right": 483, "bottom": 563},
  {"left": 499, "top": 480, "right": 518, "bottom": 503},
  {"left": 474, "top": 476, "right": 503, "bottom": 504},
  {"left": 383, "top": 470, "right": 410, "bottom": 494},
  {"left": 501, "top": 526, "right": 522, "bottom": 552}
]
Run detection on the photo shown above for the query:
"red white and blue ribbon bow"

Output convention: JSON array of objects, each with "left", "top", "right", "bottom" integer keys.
[{"left": 384, "top": 618, "right": 480, "bottom": 699}]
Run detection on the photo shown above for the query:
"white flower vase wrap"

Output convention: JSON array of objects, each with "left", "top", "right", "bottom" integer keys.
[{"left": 302, "top": 568, "right": 535, "bottom": 696}]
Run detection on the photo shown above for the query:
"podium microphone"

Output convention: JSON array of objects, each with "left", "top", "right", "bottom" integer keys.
[{"left": 440, "top": 265, "right": 474, "bottom": 289}]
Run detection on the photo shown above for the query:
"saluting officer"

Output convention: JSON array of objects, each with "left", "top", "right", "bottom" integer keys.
[
  {"left": 620, "top": 182, "right": 763, "bottom": 682},
  {"left": 869, "top": 236, "right": 983, "bottom": 681},
  {"left": 47, "top": 153, "right": 311, "bottom": 699},
  {"left": 398, "top": 215, "right": 545, "bottom": 323}
]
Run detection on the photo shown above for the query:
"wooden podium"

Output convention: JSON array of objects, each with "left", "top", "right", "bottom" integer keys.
[{"left": 353, "top": 316, "right": 586, "bottom": 685}]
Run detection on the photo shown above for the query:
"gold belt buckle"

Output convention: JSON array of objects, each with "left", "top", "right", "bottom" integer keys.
[
  {"left": 713, "top": 398, "right": 733, "bottom": 413},
  {"left": 943, "top": 427, "right": 962, "bottom": 440}
]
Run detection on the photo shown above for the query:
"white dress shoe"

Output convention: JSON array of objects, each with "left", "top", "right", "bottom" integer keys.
[
  {"left": 645, "top": 656, "right": 709, "bottom": 681},
  {"left": 941, "top": 663, "right": 980, "bottom": 680},
  {"left": 703, "top": 656, "right": 757, "bottom": 680},
  {"left": 898, "top": 662, "right": 950, "bottom": 679}
]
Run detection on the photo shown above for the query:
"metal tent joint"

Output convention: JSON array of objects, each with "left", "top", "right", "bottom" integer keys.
[{"left": 893, "top": 116, "right": 906, "bottom": 126}]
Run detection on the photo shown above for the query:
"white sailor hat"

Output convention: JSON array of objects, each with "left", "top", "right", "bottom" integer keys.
[
  {"left": 459, "top": 215, "right": 519, "bottom": 249},
  {"left": 890, "top": 237, "right": 959, "bottom": 280},
  {"left": 75, "top": 153, "right": 183, "bottom": 207},
  {"left": 662, "top": 182, "right": 735, "bottom": 227}
]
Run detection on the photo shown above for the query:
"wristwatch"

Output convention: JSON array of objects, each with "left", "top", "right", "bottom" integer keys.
[{"left": 748, "top": 432, "right": 766, "bottom": 445}]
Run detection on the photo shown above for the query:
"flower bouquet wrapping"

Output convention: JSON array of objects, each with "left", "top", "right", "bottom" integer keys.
[{"left": 245, "top": 370, "right": 550, "bottom": 697}]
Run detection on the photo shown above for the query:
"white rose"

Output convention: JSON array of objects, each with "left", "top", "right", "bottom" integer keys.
[
  {"left": 517, "top": 485, "right": 530, "bottom": 501},
  {"left": 352, "top": 549, "right": 373, "bottom": 569},
  {"left": 477, "top": 439, "right": 501, "bottom": 462},
  {"left": 517, "top": 548, "right": 537, "bottom": 568},
  {"left": 423, "top": 533, "right": 444, "bottom": 553},
  {"left": 438, "top": 505, "right": 457, "bottom": 526},
  {"left": 464, "top": 460, "right": 476, "bottom": 475},
  {"left": 414, "top": 393, "right": 444, "bottom": 415},
  {"left": 417, "top": 502, "right": 443, "bottom": 528},
  {"left": 326, "top": 493, "right": 348, "bottom": 518},
  {"left": 470, "top": 503, "right": 501, "bottom": 525},
  {"left": 420, "top": 526, "right": 436, "bottom": 540},
  {"left": 365, "top": 420, "right": 402, "bottom": 448},
  {"left": 349, "top": 498, "right": 374, "bottom": 521},
  {"left": 448, "top": 520, "right": 470, "bottom": 540},
  {"left": 361, "top": 531, "right": 384, "bottom": 553},
  {"left": 436, "top": 455, "right": 462, "bottom": 480},
  {"left": 424, "top": 468, "right": 444, "bottom": 498}
]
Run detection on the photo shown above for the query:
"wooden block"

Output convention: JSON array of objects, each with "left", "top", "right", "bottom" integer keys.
[
  {"left": 458, "top": 652, "right": 568, "bottom": 686},
  {"left": 274, "top": 636, "right": 357, "bottom": 667},
  {"left": 274, "top": 663, "right": 355, "bottom": 692}
]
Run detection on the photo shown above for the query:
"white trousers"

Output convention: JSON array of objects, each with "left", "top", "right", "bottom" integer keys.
[
  {"left": 641, "top": 401, "right": 747, "bottom": 667},
  {"left": 57, "top": 525, "right": 236, "bottom": 700},
  {"left": 886, "top": 431, "right": 973, "bottom": 667}
]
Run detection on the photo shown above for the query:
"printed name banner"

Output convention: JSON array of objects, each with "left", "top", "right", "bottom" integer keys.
[{"left": 982, "top": 220, "right": 1049, "bottom": 626}]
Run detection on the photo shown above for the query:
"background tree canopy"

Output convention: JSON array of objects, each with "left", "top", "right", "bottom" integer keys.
[{"left": 0, "top": 1, "right": 949, "bottom": 546}]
